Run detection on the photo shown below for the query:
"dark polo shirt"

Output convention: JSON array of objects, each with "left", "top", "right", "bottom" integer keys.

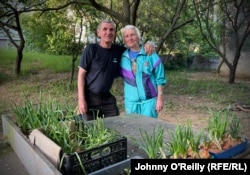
[{"left": 79, "top": 43, "right": 125, "bottom": 94}]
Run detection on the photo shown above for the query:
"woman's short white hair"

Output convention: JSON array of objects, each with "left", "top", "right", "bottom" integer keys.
[{"left": 121, "top": 25, "right": 141, "bottom": 42}]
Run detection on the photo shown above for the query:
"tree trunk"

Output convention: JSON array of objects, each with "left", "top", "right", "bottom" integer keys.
[
  {"left": 228, "top": 66, "right": 236, "bottom": 84},
  {"left": 15, "top": 48, "right": 23, "bottom": 76},
  {"left": 71, "top": 59, "right": 76, "bottom": 84},
  {"left": 217, "top": 59, "right": 224, "bottom": 74}
]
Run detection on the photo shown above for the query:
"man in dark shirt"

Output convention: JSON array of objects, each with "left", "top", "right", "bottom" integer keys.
[{"left": 78, "top": 19, "right": 154, "bottom": 120}]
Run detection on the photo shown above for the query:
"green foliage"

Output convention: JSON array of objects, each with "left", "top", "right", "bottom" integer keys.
[
  {"left": 166, "top": 120, "right": 204, "bottom": 159},
  {"left": 22, "top": 9, "right": 74, "bottom": 55},
  {"left": 166, "top": 71, "right": 250, "bottom": 105},
  {"left": 229, "top": 115, "right": 242, "bottom": 139},
  {"left": 17, "top": 0, "right": 218, "bottom": 57},
  {"left": 206, "top": 108, "right": 243, "bottom": 141},
  {"left": 12, "top": 92, "right": 121, "bottom": 153},
  {"left": 13, "top": 91, "right": 75, "bottom": 136},
  {"left": 207, "top": 109, "right": 229, "bottom": 141},
  {"left": 134, "top": 126, "right": 165, "bottom": 159},
  {"left": 0, "top": 49, "right": 16, "bottom": 66},
  {"left": 41, "top": 54, "right": 73, "bottom": 72},
  {"left": 137, "top": 0, "right": 216, "bottom": 56},
  {"left": 0, "top": 49, "right": 74, "bottom": 74},
  {"left": 166, "top": 122, "right": 193, "bottom": 159},
  {"left": 193, "top": 1, "right": 223, "bottom": 49},
  {"left": 204, "top": 108, "right": 245, "bottom": 151},
  {"left": 163, "top": 54, "right": 189, "bottom": 71},
  {"left": 21, "top": 13, "right": 50, "bottom": 53},
  {"left": 83, "top": 116, "right": 121, "bottom": 150},
  {"left": 229, "top": 115, "right": 243, "bottom": 139}
]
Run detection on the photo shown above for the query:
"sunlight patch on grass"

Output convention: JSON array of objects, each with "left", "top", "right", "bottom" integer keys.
[{"left": 0, "top": 49, "right": 76, "bottom": 74}]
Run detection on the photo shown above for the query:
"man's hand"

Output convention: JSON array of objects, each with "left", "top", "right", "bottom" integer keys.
[
  {"left": 144, "top": 41, "right": 155, "bottom": 55},
  {"left": 78, "top": 99, "right": 88, "bottom": 116}
]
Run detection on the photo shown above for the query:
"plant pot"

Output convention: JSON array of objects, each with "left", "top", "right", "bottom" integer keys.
[
  {"left": 209, "top": 139, "right": 248, "bottom": 159},
  {"left": 60, "top": 137, "right": 127, "bottom": 175},
  {"left": 28, "top": 125, "right": 128, "bottom": 174}
]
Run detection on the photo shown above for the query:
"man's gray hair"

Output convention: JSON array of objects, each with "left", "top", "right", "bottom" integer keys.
[{"left": 97, "top": 19, "right": 116, "bottom": 29}]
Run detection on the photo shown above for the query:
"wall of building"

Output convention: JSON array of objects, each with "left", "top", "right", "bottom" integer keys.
[{"left": 219, "top": 3, "right": 250, "bottom": 79}]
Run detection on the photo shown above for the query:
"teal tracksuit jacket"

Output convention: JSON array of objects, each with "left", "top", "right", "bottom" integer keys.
[{"left": 120, "top": 46, "right": 167, "bottom": 118}]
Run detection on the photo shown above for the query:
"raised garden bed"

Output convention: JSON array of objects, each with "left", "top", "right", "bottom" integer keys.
[
  {"left": 2, "top": 115, "right": 62, "bottom": 175},
  {"left": 2, "top": 115, "right": 130, "bottom": 175}
]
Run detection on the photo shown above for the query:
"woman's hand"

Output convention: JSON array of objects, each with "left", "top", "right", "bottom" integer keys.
[{"left": 156, "top": 98, "right": 163, "bottom": 112}]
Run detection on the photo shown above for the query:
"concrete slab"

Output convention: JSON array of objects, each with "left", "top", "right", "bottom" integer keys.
[
  {"left": 0, "top": 115, "right": 29, "bottom": 175},
  {"left": 2, "top": 115, "right": 61, "bottom": 175},
  {"left": 0, "top": 142, "right": 28, "bottom": 175},
  {"left": 103, "top": 114, "right": 179, "bottom": 158}
]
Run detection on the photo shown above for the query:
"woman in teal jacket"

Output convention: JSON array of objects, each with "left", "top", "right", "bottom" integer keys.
[{"left": 120, "top": 25, "right": 167, "bottom": 118}]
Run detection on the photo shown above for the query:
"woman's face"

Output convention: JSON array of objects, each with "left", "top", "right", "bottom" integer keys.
[{"left": 123, "top": 29, "right": 140, "bottom": 49}]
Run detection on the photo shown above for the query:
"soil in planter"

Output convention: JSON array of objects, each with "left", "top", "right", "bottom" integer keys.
[{"left": 202, "top": 137, "right": 245, "bottom": 154}]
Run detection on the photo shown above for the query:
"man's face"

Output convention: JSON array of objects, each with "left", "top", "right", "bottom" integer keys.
[{"left": 97, "top": 22, "right": 116, "bottom": 43}]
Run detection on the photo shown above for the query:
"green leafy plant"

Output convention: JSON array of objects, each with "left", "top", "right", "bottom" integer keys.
[
  {"left": 166, "top": 121, "right": 206, "bottom": 159},
  {"left": 13, "top": 91, "right": 74, "bottom": 135},
  {"left": 13, "top": 92, "right": 121, "bottom": 153},
  {"left": 133, "top": 125, "right": 165, "bottom": 159},
  {"left": 207, "top": 109, "right": 229, "bottom": 142},
  {"left": 123, "top": 168, "right": 131, "bottom": 175},
  {"left": 229, "top": 115, "right": 242, "bottom": 139},
  {"left": 13, "top": 93, "right": 125, "bottom": 175},
  {"left": 83, "top": 116, "right": 121, "bottom": 150},
  {"left": 202, "top": 108, "right": 245, "bottom": 153},
  {"left": 186, "top": 123, "right": 204, "bottom": 158},
  {"left": 70, "top": 116, "right": 85, "bottom": 152},
  {"left": 166, "top": 124, "right": 190, "bottom": 159},
  {"left": 59, "top": 152, "right": 86, "bottom": 174}
]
